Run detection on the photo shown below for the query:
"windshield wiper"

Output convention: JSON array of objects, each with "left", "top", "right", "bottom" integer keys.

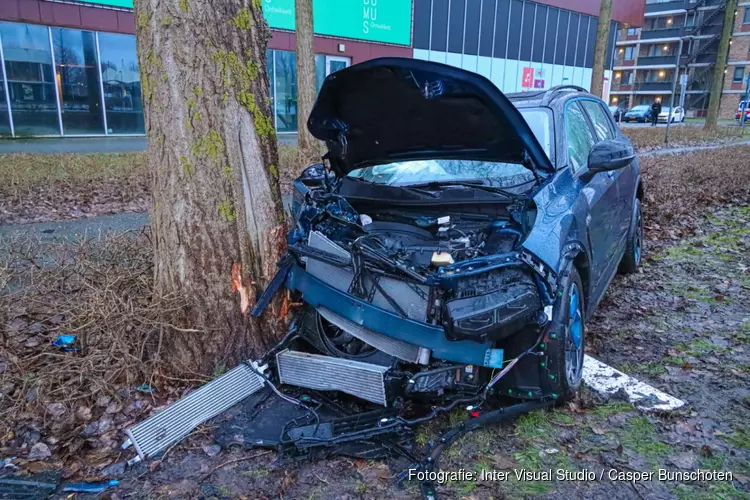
[{"left": 402, "top": 180, "right": 520, "bottom": 199}]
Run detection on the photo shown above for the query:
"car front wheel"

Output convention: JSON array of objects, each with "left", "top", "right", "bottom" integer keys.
[
  {"left": 620, "top": 198, "right": 643, "bottom": 273},
  {"left": 544, "top": 266, "right": 585, "bottom": 402}
]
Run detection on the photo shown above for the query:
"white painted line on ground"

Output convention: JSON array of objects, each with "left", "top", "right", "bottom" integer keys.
[{"left": 582, "top": 355, "right": 685, "bottom": 412}]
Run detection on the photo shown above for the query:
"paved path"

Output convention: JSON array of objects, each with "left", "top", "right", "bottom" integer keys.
[
  {"left": 0, "top": 212, "right": 150, "bottom": 243},
  {"left": 0, "top": 137, "right": 148, "bottom": 154},
  {"left": 0, "top": 134, "right": 299, "bottom": 155},
  {"left": 640, "top": 138, "right": 750, "bottom": 157},
  {"left": 0, "top": 195, "right": 294, "bottom": 240}
]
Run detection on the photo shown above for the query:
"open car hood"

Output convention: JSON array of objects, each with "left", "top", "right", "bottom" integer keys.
[{"left": 307, "top": 58, "right": 553, "bottom": 177}]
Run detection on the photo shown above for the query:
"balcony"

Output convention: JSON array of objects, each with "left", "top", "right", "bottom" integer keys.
[
  {"left": 686, "top": 23, "right": 722, "bottom": 36},
  {"left": 690, "top": 52, "right": 718, "bottom": 65},
  {"left": 645, "top": 0, "right": 688, "bottom": 14},
  {"left": 641, "top": 28, "right": 685, "bottom": 40},
  {"left": 633, "top": 81, "right": 675, "bottom": 91},
  {"left": 637, "top": 55, "right": 679, "bottom": 66}
]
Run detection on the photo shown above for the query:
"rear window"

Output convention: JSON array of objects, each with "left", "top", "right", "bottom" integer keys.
[{"left": 518, "top": 108, "right": 553, "bottom": 160}]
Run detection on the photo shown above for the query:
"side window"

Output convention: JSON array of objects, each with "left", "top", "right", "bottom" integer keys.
[
  {"left": 565, "top": 102, "right": 596, "bottom": 173},
  {"left": 581, "top": 101, "right": 616, "bottom": 141}
]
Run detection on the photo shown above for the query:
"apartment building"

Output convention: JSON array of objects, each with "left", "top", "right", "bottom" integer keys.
[{"left": 611, "top": 0, "right": 750, "bottom": 118}]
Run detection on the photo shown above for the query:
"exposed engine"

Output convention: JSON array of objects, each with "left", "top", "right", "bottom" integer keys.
[{"left": 290, "top": 186, "right": 543, "bottom": 346}]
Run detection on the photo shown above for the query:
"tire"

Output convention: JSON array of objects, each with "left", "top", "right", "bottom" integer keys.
[
  {"left": 620, "top": 198, "right": 644, "bottom": 274},
  {"left": 544, "top": 266, "right": 585, "bottom": 402}
]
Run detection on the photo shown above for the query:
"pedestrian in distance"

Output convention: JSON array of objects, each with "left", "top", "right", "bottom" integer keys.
[{"left": 650, "top": 100, "right": 662, "bottom": 127}]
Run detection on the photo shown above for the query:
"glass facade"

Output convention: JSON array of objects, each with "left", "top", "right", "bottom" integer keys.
[
  {"left": 51, "top": 28, "right": 105, "bottom": 134},
  {"left": 0, "top": 22, "right": 349, "bottom": 138},
  {"left": 0, "top": 22, "right": 59, "bottom": 136},
  {"left": 0, "top": 21, "right": 143, "bottom": 137},
  {"left": 98, "top": 33, "right": 144, "bottom": 134},
  {"left": 266, "top": 49, "right": 350, "bottom": 133}
]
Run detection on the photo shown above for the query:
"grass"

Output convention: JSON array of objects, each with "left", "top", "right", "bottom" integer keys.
[
  {"left": 621, "top": 415, "right": 671, "bottom": 464},
  {"left": 0, "top": 152, "right": 147, "bottom": 191},
  {"left": 725, "top": 424, "right": 750, "bottom": 450}
]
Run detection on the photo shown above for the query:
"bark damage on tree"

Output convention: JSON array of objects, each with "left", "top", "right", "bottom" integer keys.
[{"left": 134, "top": 0, "right": 287, "bottom": 374}]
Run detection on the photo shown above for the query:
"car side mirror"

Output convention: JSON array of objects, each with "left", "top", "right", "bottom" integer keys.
[{"left": 586, "top": 140, "right": 635, "bottom": 177}]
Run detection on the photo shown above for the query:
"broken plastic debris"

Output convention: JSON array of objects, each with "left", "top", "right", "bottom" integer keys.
[
  {"left": 51, "top": 334, "right": 79, "bottom": 352},
  {"left": 2, "top": 457, "right": 18, "bottom": 470},
  {"left": 62, "top": 479, "right": 119, "bottom": 493},
  {"left": 136, "top": 384, "right": 156, "bottom": 393},
  {"left": 360, "top": 214, "right": 373, "bottom": 226}
]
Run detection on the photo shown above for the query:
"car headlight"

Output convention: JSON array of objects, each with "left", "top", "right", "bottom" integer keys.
[{"left": 442, "top": 282, "right": 541, "bottom": 342}]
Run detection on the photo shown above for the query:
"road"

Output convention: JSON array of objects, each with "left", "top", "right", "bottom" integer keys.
[{"left": 0, "top": 134, "right": 299, "bottom": 154}]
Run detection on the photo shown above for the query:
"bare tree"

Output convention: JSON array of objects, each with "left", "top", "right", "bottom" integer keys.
[
  {"left": 705, "top": 0, "right": 738, "bottom": 130},
  {"left": 295, "top": 0, "right": 317, "bottom": 156},
  {"left": 133, "top": 0, "right": 286, "bottom": 374},
  {"left": 590, "top": 0, "right": 613, "bottom": 98}
]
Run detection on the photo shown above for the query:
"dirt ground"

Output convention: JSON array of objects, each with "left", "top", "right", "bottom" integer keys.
[{"left": 49, "top": 203, "right": 747, "bottom": 500}]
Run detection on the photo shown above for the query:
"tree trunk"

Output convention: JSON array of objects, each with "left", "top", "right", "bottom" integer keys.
[
  {"left": 295, "top": 0, "right": 317, "bottom": 156},
  {"left": 704, "top": 0, "right": 738, "bottom": 131},
  {"left": 133, "top": 0, "right": 286, "bottom": 374},
  {"left": 590, "top": 0, "right": 613, "bottom": 98}
]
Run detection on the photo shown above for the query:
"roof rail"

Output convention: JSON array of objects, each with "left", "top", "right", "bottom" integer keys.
[{"left": 541, "top": 85, "right": 590, "bottom": 105}]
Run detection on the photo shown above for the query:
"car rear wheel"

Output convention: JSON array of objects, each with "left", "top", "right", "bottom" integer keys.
[
  {"left": 544, "top": 266, "right": 585, "bottom": 402},
  {"left": 620, "top": 198, "right": 643, "bottom": 274}
]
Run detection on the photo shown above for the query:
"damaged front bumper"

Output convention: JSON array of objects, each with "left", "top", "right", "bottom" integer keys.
[{"left": 283, "top": 262, "right": 505, "bottom": 368}]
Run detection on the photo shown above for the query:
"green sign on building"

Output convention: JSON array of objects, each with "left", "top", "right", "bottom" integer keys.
[
  {"left": 82, "top": 0, "right": 135, "bottom": 7},
  {"left": 263, "top": 0, "right": 412, "bottom": 46},
  {"left": 77, "top": 0, "right": 412, "bottom": 46}
]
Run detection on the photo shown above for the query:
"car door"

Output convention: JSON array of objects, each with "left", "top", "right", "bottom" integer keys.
[
  {"left": 565, "top": 100, "right": 621, "bottom": 295},
  {"left": 580, "top": 100, "right": 632, "bottom": 247}
]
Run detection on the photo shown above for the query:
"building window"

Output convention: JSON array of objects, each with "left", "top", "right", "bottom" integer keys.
[
  {"left": 734, "top": 67, "right": 746, "bottom": 83},
  {"left": 51, "top": 28, "right": 105, "bottom": 135},
  {"left": 624, "top": 47, "right": 635, "bottom": 61},
  {"left": 98, "top": 33, "right": 144, "bottom": 135},
  {"left": 744, "top": 7, "right": 750, "bottom": 24},
  {"left": 627, "top": 28, "right": 638, "bottom": 36},
  {"left": 0, "top": 22, "right": 60, "bottom": 136}
]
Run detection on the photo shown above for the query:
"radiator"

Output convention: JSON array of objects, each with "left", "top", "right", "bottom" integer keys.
[
  {"left": 124, "top": 363, "right": 265, "bottom": 460},
  {"left": 318, "top": 307, "right": 430, "bottom": 364},
  {"left": 306, "top": 231, "right": 429, "bottom": 322},
  {"left": 276, "top": 350, "right": 390, "bottom": 406}
]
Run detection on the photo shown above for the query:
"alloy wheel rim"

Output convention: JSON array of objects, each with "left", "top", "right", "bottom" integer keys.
[{"left": 565, "top": 284, "right": 584, "bottom": 387}]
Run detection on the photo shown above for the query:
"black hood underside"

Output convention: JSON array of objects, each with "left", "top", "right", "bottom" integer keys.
[{"left": 307, "top": 57, "right": 553, "bottom": 176}]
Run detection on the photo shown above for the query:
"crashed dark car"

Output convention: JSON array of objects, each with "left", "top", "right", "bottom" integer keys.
[
  {"left": 256, "top": 57, "right": 643, "bottom": 405},
  {"left": 125, "top": 59, "right": 644, "bottom": 490}
]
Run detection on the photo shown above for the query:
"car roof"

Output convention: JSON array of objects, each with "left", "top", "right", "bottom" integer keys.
[{"left": 507, "top": 86, "right": 597, "bottom": 110}]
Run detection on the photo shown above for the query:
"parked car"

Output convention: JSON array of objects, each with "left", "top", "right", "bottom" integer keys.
[
  {"left": 736, "top": 101, "right": 750, "bottom": 122},
  {"left": 622, "top": 105, "right": 651, "bottom": 123},
  {"left": 658, "top": 106, "right": 685, "bottom": 123},
  {"left": 254, "top": 58, "right": 644, "bottom": 409},
  {"left": 608, "top": 105, "right": 626, "bottom": 122}
]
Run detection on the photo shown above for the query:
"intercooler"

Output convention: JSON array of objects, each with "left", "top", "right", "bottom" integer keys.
[
  {"left": 124, "top": 363, "right": 265, "bottom": 460},
  {"left": 276, "top": 350, "right": 390, "bottom": 406},
  {"left": 306, "top": 231, "right": 430, "bottom": 322}
]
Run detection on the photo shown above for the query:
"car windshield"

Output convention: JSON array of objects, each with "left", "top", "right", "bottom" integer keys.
[
  {"left": 660, "top": 107, "right": 672, "bottom": 113},
  {"left": 347, "top": 109, "right": 551, "bottom": 188},
  {"left": 631, "top": 106, "right": 649, "bottom": 112}
]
